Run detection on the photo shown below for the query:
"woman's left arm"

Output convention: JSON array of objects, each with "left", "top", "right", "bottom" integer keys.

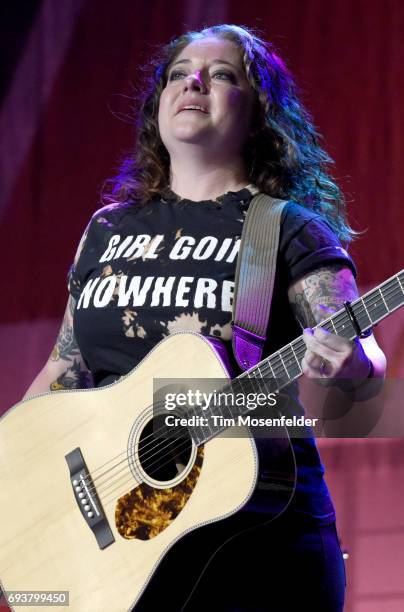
[{"left": 288, "top": 264, "right": 387, "bottom": 400}]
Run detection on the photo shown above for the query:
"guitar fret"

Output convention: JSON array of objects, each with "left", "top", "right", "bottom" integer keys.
[
  {"left": 355, "top": 275, "right": 402, "bottom": 329},
  {"left": 365, "top": 294, "right": 388, "bottom": 322},
  {"left": 278, "top": 351, "right": 291, "bottom": 379},
  {"left": 329, "top": 318, "right": 338, "bottom": 334},
  {"left": 293, "top": 339, "right": 306, "bottom": 361},
  {"left": 258, "top": 365, "right": 274, "bottom": 394},
  {"left": 361, "top": 298, "right": 372, "bottom": 322},
  {"left": 201, "top": 402, "right": 215, "bottom": 440},
  {"left": 321, "top": 320, "right": 332, "bottom": 333},
  {"left": 282, "top": 346, "right": 301, "bottom": 378},
  {"left": 271, "top": 354, "right": 288, "bottom": 379},
  {"left": 267, "top": 358, "right": 277, "bottom": 378},
  {"left": 336, "top": 315, "right": 354, "bottom": 337},
  {"left": 323, "top": 313, "right": 353, "bottom": 338},
  {"left": 224, "top": 379, "right": 243, "bottom": 418},
  {"left": 192, "top": 405, "right": 210, "bottom": 443},
  {"left": 352, "top": 299, "right": 372, "bottom": 334},
  {"left": 385, "top": 278, "right": 403, "bottom": 311},
  {"left": 378, "top": 287, "right": 389, "bottom": 312},
  {"left": 260, "top": 358, "right": 282, "bottom": 393},
  {"left": 290, "top": 343, "right": 302, "bottom": 373},
  {"left": 254, "top": 364, "right": 267, "bottom": 396}
]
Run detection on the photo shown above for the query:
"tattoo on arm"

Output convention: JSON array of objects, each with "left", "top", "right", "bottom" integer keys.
[
  {"left": 290, "top": 293, "right": 318, "bottom": 328},
  {"left": 49, "top": 296, "right": 92, "bottom": 390},
  {"left": 289, "top": 264, "right": 358, "bottom": 327},
  {"left": 50, "top": 361, "right": 92, "bottom": 391},
  {"left": 50, "top": 319, "right": 80, "bottom": 363}
]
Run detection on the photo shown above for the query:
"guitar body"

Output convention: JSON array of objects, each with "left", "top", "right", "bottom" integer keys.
[{"left": 0, "top": 332, "right": 295, "bottom": 611}]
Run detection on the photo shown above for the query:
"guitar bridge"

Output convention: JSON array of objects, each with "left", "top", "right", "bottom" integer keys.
[{"left": 65, "top": 447, "right": 115, "bottom": 550}]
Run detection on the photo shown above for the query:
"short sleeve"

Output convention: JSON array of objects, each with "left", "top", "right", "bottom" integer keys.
[
  {"left": 67, "top": 219, "right": 93, "bottom": 301},
  {"left": 66, "top": 203, "right": 125, "bottom": 301},
  {"left": 280, "top": 202, "right": 357, "bottom": 284}
]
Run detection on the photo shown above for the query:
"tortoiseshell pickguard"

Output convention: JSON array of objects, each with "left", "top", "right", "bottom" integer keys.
[{"left": 115, "top": 447, "right": 204, "bottom": 540}]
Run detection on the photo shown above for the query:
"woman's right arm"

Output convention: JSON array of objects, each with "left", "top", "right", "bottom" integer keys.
[{"left": 23, "top": 295, "right": 93, "bottom": 399}]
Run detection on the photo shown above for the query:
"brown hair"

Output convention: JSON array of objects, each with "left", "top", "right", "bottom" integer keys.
[{"left": 106, "top": 24, "right": 355, "bottom": 241}]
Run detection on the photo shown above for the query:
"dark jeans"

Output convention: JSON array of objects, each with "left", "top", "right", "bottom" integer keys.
[{"left": 135, "top": 510, "right": 346, "bottom": 612}]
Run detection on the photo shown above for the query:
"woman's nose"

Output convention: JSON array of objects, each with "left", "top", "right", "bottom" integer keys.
[{"left": 183, "top": 71, "right": 207, "bottom": 92}]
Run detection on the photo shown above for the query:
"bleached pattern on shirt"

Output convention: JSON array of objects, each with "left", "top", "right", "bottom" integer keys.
[
  {"left": 122, "top": 308, "right": 147, "bottom": 338},
  {"left": 209, "top": 322, "right": 232, "bottom": 341},
  {"left": 165, "top": 312, "right": 207, "bottom": 334}
]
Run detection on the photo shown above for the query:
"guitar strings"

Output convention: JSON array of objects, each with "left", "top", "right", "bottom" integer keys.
[
  {"left": 93, "top": 355, "right": 351, "bottom": 504},
  {"left": 87, "top": 280, "right": 404, "bottom": 502},
  {"left": 99, "top": 384, "right": 294, "bottom": 507},
  {"left": 88, "top": 276, "right": 403, "bottom": 484},
  {"left": 86, "top": 331, "right": 333, "bottom": 499},
  {"left": 89, "top": 341, "right": 297, "bottom": 496},
  {"left": 89, "top": 395, "right": 222, "bottom": 499},
  {"left": 98, "top": 344, "right": 307, "bottom": 505},
  {"left": 95, "top": 334, "right": 333, "bottom": 502},
  {"left": 82, "top": 280, "right": 404, "bottom": 507},
  {"left": 95, "top": 337, "right": 333, "bottom": 502},
  {"left": 91, "top": 370, "right": 263, "bottom": 500},
  {"left": 89, "top": 366, "right": 268, "bottom": 500},
  {"left": 95, "top": 425, "right": 192, "bottom": 497},
  {"left": 100, "top": 437, "right": 197, "bottom": 507},
  {"left": 96, "top": 332, "right": 369, "bottom": 505},
  {"left": 94, "top": 435, "right": 194, "bottom": 508}
]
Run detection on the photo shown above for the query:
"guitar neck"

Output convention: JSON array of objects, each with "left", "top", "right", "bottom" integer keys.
[
  {"left": 245, "top": 269, "right": 404, "bottom": 392},
  {"left": 189, "top": 270, "right": 403, "bottom": 445}
]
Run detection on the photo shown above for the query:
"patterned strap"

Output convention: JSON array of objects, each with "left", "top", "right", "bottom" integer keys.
[{"left": 232, "top": 193, "right": 287, "bottom": 371}]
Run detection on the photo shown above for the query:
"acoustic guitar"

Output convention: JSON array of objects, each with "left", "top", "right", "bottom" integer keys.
[{"left": 0, "top": 270, "right": 402, "bottom": 611}]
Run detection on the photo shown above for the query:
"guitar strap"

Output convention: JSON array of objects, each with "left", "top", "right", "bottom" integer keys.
[{"left": 232, "top": 193, "right": 288, "bottom": 371}]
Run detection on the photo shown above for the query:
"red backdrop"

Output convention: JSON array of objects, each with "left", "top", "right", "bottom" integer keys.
[
  {"left": 1, "top": 2, "right": 403, "bottom": 611},
  {"left": 1, "top": 0, "right": 403, "bottom": 325}
]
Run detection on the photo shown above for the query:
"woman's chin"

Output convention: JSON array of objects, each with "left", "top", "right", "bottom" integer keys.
[{"left": 169, "top": 128, "right": 213, "bottom": 146}]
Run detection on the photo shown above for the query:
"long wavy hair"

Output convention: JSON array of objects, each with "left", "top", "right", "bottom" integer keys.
[{"left": 106, "top": 24, "right": 355, "bottom": 241}]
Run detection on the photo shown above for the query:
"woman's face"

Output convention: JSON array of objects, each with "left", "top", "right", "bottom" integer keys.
[{"left": 158, "top": 37, "right": 254, "bottom": 160}]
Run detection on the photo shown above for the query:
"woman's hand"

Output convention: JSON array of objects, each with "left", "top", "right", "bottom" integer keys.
[
  {"left": 301, "top": 326, "right": 372, "bottom": 383},
  {"left": 288, "top": 264, "right": 386, "bottom": 398}
]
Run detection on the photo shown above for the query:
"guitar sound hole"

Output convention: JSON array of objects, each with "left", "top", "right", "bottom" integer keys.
[{"left": 138, "top": 417, "right": 193, "bottom": 483}]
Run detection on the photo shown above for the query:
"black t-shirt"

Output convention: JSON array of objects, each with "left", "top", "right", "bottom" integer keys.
[{"left": 68, "top": 186, "right": 356, "bottom": 524}]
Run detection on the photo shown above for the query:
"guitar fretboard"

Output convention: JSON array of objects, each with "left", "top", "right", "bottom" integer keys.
[{"left": 185, "top": 270, "right": 404, "bottom": 445}]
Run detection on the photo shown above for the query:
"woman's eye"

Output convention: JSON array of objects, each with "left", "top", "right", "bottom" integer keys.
[
  {"left": 168, "top": 69, "right": 236, "bottom": 83},
  {"left": 168, "top": 70, "right": 186, "bottom": 81},
  {"left": 212, "top": 71, "right": 235, "bottom": 82}
]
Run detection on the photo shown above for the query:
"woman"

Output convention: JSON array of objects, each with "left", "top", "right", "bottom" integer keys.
[{"left": 25, "top": 24, "right": 386, "bottom": 611}]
